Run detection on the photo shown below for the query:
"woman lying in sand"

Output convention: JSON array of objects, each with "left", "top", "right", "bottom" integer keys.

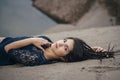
[{"left": 0, "top": 36, "right": 114, "bottom": 66}]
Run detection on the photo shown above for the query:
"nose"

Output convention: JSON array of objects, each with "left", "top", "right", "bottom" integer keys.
[{"left": 59, "top": 43, "right": 65, "bottom": 47}]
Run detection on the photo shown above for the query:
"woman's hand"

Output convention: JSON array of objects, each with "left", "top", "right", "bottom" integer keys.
[
  {"left": 92, "top": 46, "right": 107, "bottom": 52},
  {"left": 32, "top": 38, "right": 52, "bottom": 52}
]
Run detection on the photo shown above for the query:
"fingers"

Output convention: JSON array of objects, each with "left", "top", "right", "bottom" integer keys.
[
  {"left": 32, "top": 38, "right": 52, "bottom": 51},
  {"left": 41, "top": 41, "right": 52, "bottom": 47},
  {"left": 39, "top": 42, "right": 52, "bottom": 51},
  {"left": 45, "top": 42, "right": 52, "bottom": 47},
  {"left": 95, "top": 47, "right": 107, "bottom": 52},
  {"left": 41, "top": 39, "right": 51, "bottom": 44},
  {"left": 39, "top": 45, "right": 45, "bottom": 52}
]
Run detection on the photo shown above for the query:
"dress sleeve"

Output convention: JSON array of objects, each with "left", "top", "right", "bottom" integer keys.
[{"left": 8, "top": 49, "right": 45, "bottom": 66}]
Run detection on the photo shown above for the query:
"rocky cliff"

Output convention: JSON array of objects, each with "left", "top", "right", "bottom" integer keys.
[
  {"left": 32, "top": 0, "right": 95, "bottom": 23},
  {"left": 32, "top": 0, "right": 120, "bottom": 25},
  {"left": 102, "top": 0, "right": 120, "bottom": 25}
]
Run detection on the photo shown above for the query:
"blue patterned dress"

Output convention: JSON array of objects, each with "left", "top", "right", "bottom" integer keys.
[{"left": 0, "top": 36, "right": 53, "bottom": 66}]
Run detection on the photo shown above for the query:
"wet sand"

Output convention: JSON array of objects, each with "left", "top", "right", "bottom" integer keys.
[{"left": 0, "top": 26, "right": 120, "bottom": 80}]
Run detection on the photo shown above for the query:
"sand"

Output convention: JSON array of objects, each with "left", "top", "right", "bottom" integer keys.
[{"left": 0, "top": 26, "right": 120, "bottom": 80}]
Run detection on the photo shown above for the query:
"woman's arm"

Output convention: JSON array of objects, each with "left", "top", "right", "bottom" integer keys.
[
  {"left": 5, "top": 38, "right": 51, "bottom": 53},
  {"left": 5, "top": 38, "right": 33, "bottom": 53}
]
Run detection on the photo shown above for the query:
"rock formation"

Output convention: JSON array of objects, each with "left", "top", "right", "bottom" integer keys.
[
  {"left": 102, "top": 0, "right": 120, "bottom": 25},
  {"left": 32, "top": 0, "right": 120, "bottom": 25},
  {"left": 32, "top": 0, "right": 95, "bottom": 23}
]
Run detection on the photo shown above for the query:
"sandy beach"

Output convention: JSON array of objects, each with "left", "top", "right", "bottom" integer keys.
[
  {"left": 0, "top": 0, "right": 120, "bottom": 80},
  {"left": 0, "top": 26, "right": 120, "bottom": 80}
]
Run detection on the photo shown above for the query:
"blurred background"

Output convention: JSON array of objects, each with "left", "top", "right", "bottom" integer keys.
[
  {"left": 0, "top": 0, "right": 57, "bottom": 37},
  {"left": 0, "top": 0, "right": 120, "bottom": 37}
]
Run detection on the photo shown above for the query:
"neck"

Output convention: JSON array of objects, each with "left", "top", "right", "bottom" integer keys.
[{"left": 44, "top": 48, "right": 59, "bottom": 60}]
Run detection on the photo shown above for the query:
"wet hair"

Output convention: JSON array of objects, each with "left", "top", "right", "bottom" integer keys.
[{"left": 62, "top": 37, "right": 118, "bottom": 62}]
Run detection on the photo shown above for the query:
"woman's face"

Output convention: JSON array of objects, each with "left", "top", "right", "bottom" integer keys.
[{"left": 51, "top": 39, "right": 74, "bottom": 57}]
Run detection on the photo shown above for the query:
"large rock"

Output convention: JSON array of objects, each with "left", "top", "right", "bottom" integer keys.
[
  {"left": 43, "top": 1, "right": 116, "bottom": 34},
  {"left": 76, "top": 1, "right": 116, "bottom": 28},
  {"left": 32, "top": 0, "right": 95, "bottom": 23},
  {"left": 100, "top": 0, "right": 120, "bottom": 25},
  {"left": 114, "top": 0, "right": 120, "bottom": 24},
  {"left": 32, "top": 0, "right": 120, "bottom": 25}
]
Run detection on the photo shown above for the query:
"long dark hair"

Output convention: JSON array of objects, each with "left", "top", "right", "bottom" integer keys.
[{"left": 63, "top": 37, "right": 118, "bottom": 62}]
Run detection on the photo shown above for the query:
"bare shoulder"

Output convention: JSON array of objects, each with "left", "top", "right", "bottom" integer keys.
[{"left": 0, "top": 37, "right": 5, "bottom": 43}]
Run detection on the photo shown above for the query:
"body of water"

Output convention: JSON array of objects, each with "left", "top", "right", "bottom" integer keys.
[{"left": 0, "top": 0, "right": 57, "bottom": 37}]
